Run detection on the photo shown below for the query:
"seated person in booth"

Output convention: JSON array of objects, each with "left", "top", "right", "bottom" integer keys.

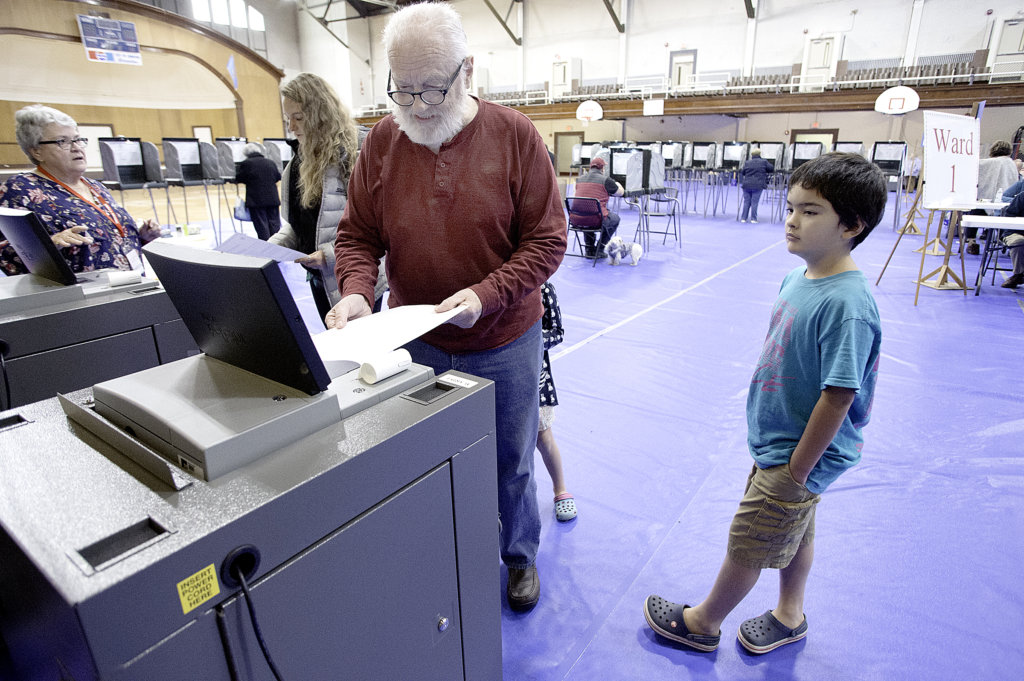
[
  {"left": 738, "top": 147, "right": 774, "bottom": 224},
  {"left": 326, "top": 2, "right": 565, "bottom": 611},
  {"left": 997, "top": 188, "right": 1024, "bottom": 289},
  {"left": 235, "top": 143, "right": 282, "bottom": 241},
  {"left": 574, "top": 157, "right": 623, "bottom": 258},
  {"left": 964, "top": 141, "right": 1019, "bottom": 255},
  {"left": 0, "top": 105, "right": 162, "bottom": 275}
]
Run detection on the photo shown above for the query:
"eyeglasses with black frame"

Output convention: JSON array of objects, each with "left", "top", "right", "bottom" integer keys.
[
  {"left": 37, "top": 137, "right": 89, "bottom": 151},
  {"left": 387, "top": 61, "right": 464, "bottom": 107}
]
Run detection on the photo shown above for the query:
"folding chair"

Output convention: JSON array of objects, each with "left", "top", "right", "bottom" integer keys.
[{"left": 564, "top": 197, "right": 604, "bottom": 267}]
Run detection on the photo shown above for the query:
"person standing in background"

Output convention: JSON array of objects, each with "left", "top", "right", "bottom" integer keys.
[
  {"left": 270, "top": 73, "right": 361, "bottom": 321},
  {"left": 738, "top": 148, "right": 774, "bottom": 224},
  {"left": 235, "top": 143, "right": 281, "bottom": 240}
]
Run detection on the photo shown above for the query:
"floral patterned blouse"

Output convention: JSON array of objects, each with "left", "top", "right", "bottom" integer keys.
[{"left": 0, "top": 172, "right": 145, "bottom": 275}]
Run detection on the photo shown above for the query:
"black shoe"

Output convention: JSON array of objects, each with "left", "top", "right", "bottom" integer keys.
[
  {"left": 966, "top": 242, "right": 980, "bottom": 255},
  {"left": 507, "top": 566, "right": 540, "bottom": 610},
  {"left": 1001, "top": 273, "right": 1024, "bottom": 289}
]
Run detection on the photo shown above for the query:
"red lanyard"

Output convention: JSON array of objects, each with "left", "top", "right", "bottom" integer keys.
[{"left": 35, "top": 167, "right": 126, "bottom": 237}]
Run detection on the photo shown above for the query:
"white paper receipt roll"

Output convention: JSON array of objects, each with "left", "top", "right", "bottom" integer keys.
[
  {"left": 107, "top": 270, "right": 143, "bottom": 287},
  {"left": 359, "top": 349, "right": 412, "bottom": 384}
]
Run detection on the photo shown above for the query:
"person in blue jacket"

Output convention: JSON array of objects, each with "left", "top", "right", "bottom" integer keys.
[{"left": 738, "top": 148, "right": 774, "bottom": 223}]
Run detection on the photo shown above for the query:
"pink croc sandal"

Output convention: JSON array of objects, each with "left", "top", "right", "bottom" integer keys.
[{"left": 554, "top": 493, "right": 577, "bottom": 522}]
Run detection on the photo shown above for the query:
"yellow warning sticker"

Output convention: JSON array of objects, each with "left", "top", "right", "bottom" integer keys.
[{"left": 176, "top": 564, "right": 220, "bottom": 615}]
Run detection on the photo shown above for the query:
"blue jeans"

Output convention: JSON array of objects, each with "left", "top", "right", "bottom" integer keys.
[
  {"left": 741, "top": 189, "right": 763, "bottom": 221},
  {"left": 403, "top": 319, "right": 542, "bottom": 569},
  {"left": 584, "top": 211, "right": 620, "bottom": 253}
]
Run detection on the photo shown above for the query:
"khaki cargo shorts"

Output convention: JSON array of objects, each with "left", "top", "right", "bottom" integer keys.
[{"left": 727, "top": 464, "right": 820, "bottom": 570}]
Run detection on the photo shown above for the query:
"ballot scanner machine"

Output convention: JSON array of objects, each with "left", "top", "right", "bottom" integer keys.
[{"left": 0, "top": 243, "right": 501, "bottom": 681}]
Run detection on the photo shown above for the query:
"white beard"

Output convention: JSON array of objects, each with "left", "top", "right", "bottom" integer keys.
[{"left": 392, "top": 91, "right": 471, "bottom": 149}]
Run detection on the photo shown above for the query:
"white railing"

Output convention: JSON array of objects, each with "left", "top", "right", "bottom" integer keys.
[{"left": 479, "top": 64, "right": 1019, "bottom": 108}]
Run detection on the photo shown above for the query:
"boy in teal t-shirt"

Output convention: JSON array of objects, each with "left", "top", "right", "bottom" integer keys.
[{"left": 644, "top": 153, "right": 886, "bottom": 655}]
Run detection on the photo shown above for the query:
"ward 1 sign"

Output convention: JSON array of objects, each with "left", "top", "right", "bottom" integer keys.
[{"left": 922, "top": 110, "right": 979, "bottom": 209}]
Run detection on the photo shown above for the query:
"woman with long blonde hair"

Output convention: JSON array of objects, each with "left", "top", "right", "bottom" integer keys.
[{"left": 270, "top": 73, "right": 362, "bottom": 320}]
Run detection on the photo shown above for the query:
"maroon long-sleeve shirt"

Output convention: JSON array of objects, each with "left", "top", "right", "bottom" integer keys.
[{"left": 335, "top": 98, "right": 567, "bottom": 353}]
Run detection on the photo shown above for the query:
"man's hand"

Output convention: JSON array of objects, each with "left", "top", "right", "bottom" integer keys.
[
  {"left": 324, "top": 293, "right": 372, "bottom": 330},
  {"left": 435, "top": 288, "right": 482, "bottom": 328},
  {"left": 296, "top": 250, "right": 326, "bottom": 269},
  {"left": 51, "top": 226, "right": 92, "bottom": 248}
]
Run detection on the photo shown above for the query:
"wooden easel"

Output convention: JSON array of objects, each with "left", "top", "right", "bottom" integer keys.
[
  {"left": 899, "top": 188, "right": 925, "bottom": 235},
  {"left": 876, "top": 188, "right": 929, "bottom": 285},
  {"left": 914, "top": 208, "right": 951, "bottom": 255},
  {"left": 915, "top": 208, "right": 968, "bottom": 305}
]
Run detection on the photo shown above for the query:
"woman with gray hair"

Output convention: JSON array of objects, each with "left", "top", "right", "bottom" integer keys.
[
  {"left": 0, "top": 104, "right": 161, "bottom": 275},
  {"left": 234, "top": 141, "right": 281, "bottom": 240}
]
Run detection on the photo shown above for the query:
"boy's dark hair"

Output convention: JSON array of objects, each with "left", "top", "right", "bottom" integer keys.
[{"left": 789, "top": 152, "right": 887, "bottom": 249}]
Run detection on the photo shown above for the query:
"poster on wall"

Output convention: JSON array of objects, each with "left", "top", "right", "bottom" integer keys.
[
  {"left": 922, "top": 110, "right": 979, "bottom": 210},
  {"left": 77, "top": 15, "right": 143, "bottom": 66}
]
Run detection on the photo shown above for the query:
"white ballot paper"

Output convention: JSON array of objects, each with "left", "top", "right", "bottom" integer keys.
[
  {"left": 214, "top": 232, "right": 307, "bottom": 262},
  {"left": 312, "top": 304, "right": 464, "bottom": 366}
]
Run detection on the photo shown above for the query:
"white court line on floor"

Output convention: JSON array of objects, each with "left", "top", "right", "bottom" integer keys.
[{"left": 552, "top": 239, "right": 785, "bottom": 361}]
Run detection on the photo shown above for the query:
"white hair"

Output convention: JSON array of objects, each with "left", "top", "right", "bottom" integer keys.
[
  {"left": 15, "top": 105, "right": 77, "bottom": 162},
  {"left": 382, "top": 2, "right": 468, "bottom": 64},
  {"left": 243, "top": 142, "right": 263, "bottom": 157}
]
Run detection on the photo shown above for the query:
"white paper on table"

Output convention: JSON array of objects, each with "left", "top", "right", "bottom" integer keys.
[
  {"left": 312, "top": 304, "right": 464, "bottom": 365},
  {"left": 214, "top": 232, "right": 307, "bottom": 262}
]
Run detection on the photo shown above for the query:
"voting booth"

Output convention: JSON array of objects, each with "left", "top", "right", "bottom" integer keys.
[
  {"left": 215, "top": 137, "right": 248, "bottom": 180},
  {"left": 98, "top": 137, "right": 170, "bottom": 224},
  {"left": 0, "top": 242, "right": 501, "bottom": 680},
  {"left": 720, "top": 142, "right": 749, "bottom": 170},
  {"left": 788, "top": 142, "right": 823, "bottom": 170},
  {"left": 871, "top": 141, "right": 908, "bottom": 191},
  {"left": 691, "top": 142, "right": 717, "bottom": 169},
  {"left": 661, "top": 142, "right": 684, "bottom": 169},
  {"left": 610, "top": 147, "right": 652, "bottom": 194},
  {"left": 262, "top": 138, "right": 293, "bottom": 173},
  {"left": 834, "top": 141, "right": 866, "bottom": 156}
]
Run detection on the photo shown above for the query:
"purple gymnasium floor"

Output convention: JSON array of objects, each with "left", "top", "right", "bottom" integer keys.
[{"left": 497, "top": 187, "right": 1024, "bottom": 680}]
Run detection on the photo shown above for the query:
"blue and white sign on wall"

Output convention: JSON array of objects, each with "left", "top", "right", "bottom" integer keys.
[{"left": 77, "top": 15, "right": 143, "bottom": 66}]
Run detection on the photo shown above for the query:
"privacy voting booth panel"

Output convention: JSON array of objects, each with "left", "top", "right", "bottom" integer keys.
[
  {"left": 162, "top": 138, "right": 204, "bottom": 183},
  {"left": 681, "top": 142, "right": 694, "bottom": 168},
  {"left": 871, "top": 141, "right": 906, "bottom": 174},
  {"left": 263, "top": 138, "right": 293, "bottom": 172},
  {"left": 834, "top": 141, "right": 865, "bottom": 156},
  {"left": 791, "top": 142, "right": 824, "bottom": 170},
  {"left": 755, "top": 142, "right": 785, "bottom": 165},
  {"left": 647, "top": 152, "right": 666, "bottom": 190},
  {"left": 215, "top": 138, "right": 248, "bottom": 179},
  {"left": 721, "top": 142, "right": 749, "bottom": 170},
  {"left": 691, "top": 142, "right": 716, "bottom": 169},
  {"left": 661, "top": 142, "right": 683, "bottom": 168},
  {"left": 98, "top": 137, "right": 146, "bottom": 187},
  {"left": 610, "top": 148, "right": 650, "bottom": 193},
  {"left": 579, "top": 143, "right": 601, "bottom": 166}
]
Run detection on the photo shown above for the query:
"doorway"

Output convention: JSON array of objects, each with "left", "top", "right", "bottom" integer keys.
[
  {"left": 790, "top": 128, "right": 839, "bottom": 150},
  {"left": 554, "top": 131, "right": 584, "bottom": 176}
]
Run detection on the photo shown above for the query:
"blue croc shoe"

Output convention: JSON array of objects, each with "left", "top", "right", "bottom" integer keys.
[
  {"left": 737, "top": 610, "right": 808, "bottom": 654},
  {"left": 643, "top": 595, "right": 720, "bottom": 652}
]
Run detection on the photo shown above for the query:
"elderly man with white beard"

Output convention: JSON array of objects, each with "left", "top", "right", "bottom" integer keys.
[{"left": 326, "top": 2, "right": 566, "bottom": 611}]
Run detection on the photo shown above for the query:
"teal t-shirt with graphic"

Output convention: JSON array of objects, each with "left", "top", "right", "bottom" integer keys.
[{"left": 747, "top": 267, "right": 882, "bottom": 494}]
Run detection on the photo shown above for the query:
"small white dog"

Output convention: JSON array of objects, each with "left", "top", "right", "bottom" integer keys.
[{"left": 604, "top": 236, "right": 644, "bottom": 266}]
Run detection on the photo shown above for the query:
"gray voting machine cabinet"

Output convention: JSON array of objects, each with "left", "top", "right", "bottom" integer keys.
[{"left": 0, "top": 242, "right": 502, "bottom": 681}]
